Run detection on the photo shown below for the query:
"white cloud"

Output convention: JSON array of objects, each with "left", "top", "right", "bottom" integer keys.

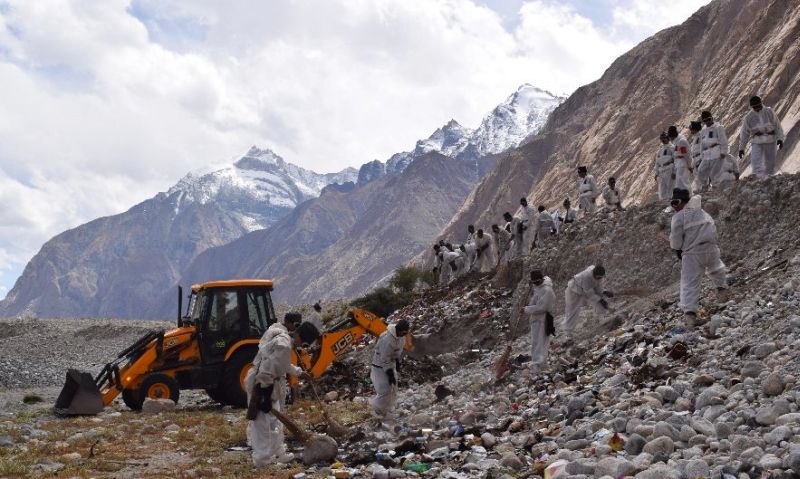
[{"left": 0, "top": 0, "right": 709, "bottom": 295}]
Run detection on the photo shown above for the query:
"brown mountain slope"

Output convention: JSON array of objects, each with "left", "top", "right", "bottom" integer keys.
[
  {"left": 433, "top": 0, "right": 800, "bottom": 251},
  {"left": 168, "top": 152, "right": 476, "bottom": 309}
]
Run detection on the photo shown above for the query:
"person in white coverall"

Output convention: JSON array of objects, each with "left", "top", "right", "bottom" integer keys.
[
  {"left": 739, "top": 95, "right": 785, "bottom": 178},
  {"left": 698, "top": 110, "right": 728, "bottom": 191},
  {"left": 602, "top": 177, "right": 624, "bottom": 210},
  {"left": 562, "top": 265, "right": 612, "bottom": 338},
  {"left": 464, "top": 225, "right": 477, "bottom": 271},
  {"left": 369, "top": 320, "right": 410, "bottom": 419},
  {"left": 668, "top": 126, "right": 693, "bottom": 193},
  {"left": 492, "top": 223, "right": 513, "bottom": 267},
  {"left": 519, "top": 198, "right": 536, "bottom": 251},
  {"left": 441, "top": 244, "right": 461, "bottom": 284},
  {"left": 504, "top": 211, "right": 526, "bottom": 259},
  {"left": 432, "top": 244, "right": 443, "bottom": 283},
  {"left": 669, "top": 188, "right": 728, "bottom": 328},
  {"left": 533, "top": 205, "right": 555, "bottom": 248},
  {"left": 245, "top": 322, "right": 318, "bottom": 466},
  {"left": 577, "top": 166, "right": 599, "bottom": 214},
  {"left": 654, "top": 131, "right": 675, "bottom": 201},
  {"left": 688, "top": 121, "right": 706, "bottom": 192},
  {"left": 523, "top": 270, "right": 555, "bottom": 375},
  {"left": 473, "top": 229, "right": 493, "bottom": 272},
  {"left": 453, "top": 245, "right": 469, "bottom": 279}
]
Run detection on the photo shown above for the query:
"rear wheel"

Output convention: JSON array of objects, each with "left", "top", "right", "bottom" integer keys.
[{"left": 222, "top": 350, "right": 255, "bottom": 408}]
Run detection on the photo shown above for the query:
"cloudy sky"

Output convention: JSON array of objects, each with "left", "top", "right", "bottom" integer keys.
[{"left": 0, "top": 0, "right": 710, "bottom": 298}]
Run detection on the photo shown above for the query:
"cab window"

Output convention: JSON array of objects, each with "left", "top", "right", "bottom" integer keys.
[
  {"left": 246, "top": 291, "right": 271, "bottom": 335},
  {"left": 208, "top": 290, "right": 240, "bottom": 334}
]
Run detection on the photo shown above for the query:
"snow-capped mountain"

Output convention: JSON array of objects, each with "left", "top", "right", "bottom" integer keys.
[
  {"left": 467, "top": 84, "right": 565, "bottom": 157},
  {"left": 169, "top": 146, "right": 357, "bottom": 231},
  {"left": 358, "top": 84, "right": 564, "bottom": 184}
]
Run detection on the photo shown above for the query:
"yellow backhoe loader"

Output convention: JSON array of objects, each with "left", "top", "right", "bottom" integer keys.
[{"left": 54, "top": 279, "right": 406, "bottom": 416}]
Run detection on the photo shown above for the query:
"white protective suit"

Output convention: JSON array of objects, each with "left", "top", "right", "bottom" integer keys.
[
  {"left": 464, "top": 232, "right": 477, "bottom": 271},
  {"left": 654, "top": 143, "right": 675, "bottom": 201},
  {"left": 369, "top": 324, "right": 406, "bottom": 418},
  {"left": 672, "top": 134, "right": 694, "bottom": 193},
  {"left": 245, "top": 323, "right": 303, "bottom": 467},
  {"left": 690, "top": 134, "right": 706, "bottom": 191},
  {"left": 562, "top": 266, "right": 608, "bottom": 335},
  {"left": 440, "top": 250, "right": 460, "bottom": 284},
  {"left": 739, "top": 106, "right": 785, "bottom": 178},
  {"left": 670, "top": 195, "right": 727, "bottom": 314},
  {"left": 521, "top": 205, "right": 537, "bottom": 250},
  {"left": 433, "top": 250, "right": 443, "bottom": 284},
  {"left": 473, "top": 233, "right": 494, "bottom": 272},
  {"left": 511, "top": 215, "right": 528, "bottom": 258},
  {"left": 563, "top": 207, "right": 577, "bottom": 224},
  {"left": 453, "top": 249, "right": 468, "bottom": 279},
  {"left": 602, "top": 187, "right": 623, "bottom": 210},
  {"left": 715, "top": 154, "right": 740, "bottom": 189},
  {"left": 698, "top": 122, "right": 728, "bottom": 189},
  {"left": 494, "top": 228, "right": 513, "bottom": 266},
  {"left": 533, "top": 210, "right": 555, "bottom": 248},
  {"left": 578, "top": 175, "right": 599, "bottom": 214},
  {"left": 523, "top": 277, "right": 556, "bottom": 373}
]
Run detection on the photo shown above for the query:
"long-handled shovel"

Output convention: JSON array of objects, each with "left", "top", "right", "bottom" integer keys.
[
  {"left": 493, "top": 276, "right": 535, "bottom": 380},
  {"left": 306, "top": 380, "right": 351, "bottom": 439}
]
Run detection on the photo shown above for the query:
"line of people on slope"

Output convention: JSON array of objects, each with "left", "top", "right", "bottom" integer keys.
[
  {"left": 431, "top": 168, "right": 624, "bottom": 286},
  {"left": 654, "top": 97, "right": 786, "bottom": 201}
]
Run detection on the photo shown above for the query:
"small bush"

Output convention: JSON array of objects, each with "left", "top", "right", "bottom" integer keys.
[
  {"left": 22, "top": 394, "right": 43, "bottom": 405},
  {"left": 389, "top": 266, "right": 419, "bottom": 293},
  {"left": 351, "top": 287, "right": 411, "bottom": 318}
]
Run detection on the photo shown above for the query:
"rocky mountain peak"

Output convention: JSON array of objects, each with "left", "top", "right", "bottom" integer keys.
[{"left": 235, "top": 146, "right": 285, "bottom": 170}]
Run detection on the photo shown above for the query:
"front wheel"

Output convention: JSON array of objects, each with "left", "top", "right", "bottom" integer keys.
[{"left": 136, "top": 374, "right": 180, "bottom": 409}]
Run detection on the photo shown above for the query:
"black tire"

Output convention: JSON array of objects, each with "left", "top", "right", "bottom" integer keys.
[
  {"left": 138, "top": 374, "right": 180, "bottom": 407},
  {"left": 205, "top": 387, "right": 227, "bottom": 405},
  {"left": 122, "top": 388, "right": 142, "bottom": 411},
  {"left": 222, "top": 350, "right": 256, "bottom": 408}
]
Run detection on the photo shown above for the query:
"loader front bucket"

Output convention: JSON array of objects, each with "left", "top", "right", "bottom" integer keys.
[{"left": 53, "top": 369, "right": 104, "bottom": 416}]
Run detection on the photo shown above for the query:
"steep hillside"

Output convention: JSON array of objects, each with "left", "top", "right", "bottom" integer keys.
[
  {"left": 435, "top": 0, "right": 800, "bottom": 252},
  {"left": 168, "top": 153, "right": 476, "bottom": 310},
  {"left": 0, "top": 148, "right": 356, "bottom": 319}
]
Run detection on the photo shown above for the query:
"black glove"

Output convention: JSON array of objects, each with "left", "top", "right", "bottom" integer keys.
[
  {"left": 544, "top": 312, "right": 556, "bottom": 336},
  {"left": 258, "top": 384, "right": 274, "bottom": 413},
  {"left": 599, "top": 299, "right": 609, "bottom": 310},
  {"left": 395, "top": 359, "right": 401, "bottom": 373},
  {"left": 735, "top": 173, "right": 740, "bottom": 180},
  {"left": 777, "top": 140, "right": 783, "bottom": 149},
  {"left": 673, "top": 249, "right": 683, "bottom": 260},
  {"left": 603, "top": 290, "right": 614, "bottom": 298},
  {"left": 386, "top": 369, "right": 397, "bottom": 386},
  {"left": 738, "top": 150, "right": 744, "bottom": 159}
]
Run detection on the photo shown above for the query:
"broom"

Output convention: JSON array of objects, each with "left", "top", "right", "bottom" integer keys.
[{"left": 306, "top": 379, "right": 351, "bottom": 439}]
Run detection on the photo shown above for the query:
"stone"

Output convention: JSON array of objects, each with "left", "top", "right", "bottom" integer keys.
[
  {"left": 625, "top": 433, "right": 646, "bottom": 455},
  {"left": 759, "top": 454, "right": 783, "bottom": 470},
  {"left": 785, "top": 452, "right": 800, "bottom": 470},
  {"left": 642, "top": 436, "right": 674, "bottom": 457},
  {"left": 739, "top": 446, "right": 764, "bottom": 466},
  {"left": 499, "top": 453, "right": 524, "bottom": 471},
  {"left": 762, "top": 373, "right": 784, "bottom": 396},
  {"left": 302, "top": 434, "right": 338, "bottom": 465},
  {"left": 631, "top": 452, "right": 653, "bottom": 469},
  {"left": 741, "top": 361, "right": 764, "bottom": 378},
  {"left": 0, "top": 436, "right": 14, "bottom": 448},
  {"left": 653, "top": 421, "right": 680, "bottom": 441},
  {"left": 675, "top": 398, "right": 692, "bottom": 412},
  {"left": 594, "top": 457, "right": 635, "bottom": 478},
  {"left": 756, "top": 406, "right": 778, "bottom": 426},
  {"left": 691, "top": 417, "right": 715, "bottom": 437},
  {"left": 566, "top": 458, "right": 596, "bottom": 475},
  {"left": 164, "top": 424, "right": 180, "bottom": 433},
  {"left": 753, "top": 342, "right": 778, "bottom": 359},
  {"left": 142, "top": 398, "right": 176, "bottom": 414},
  {"left": 634, "top": 464, "right": 681, "bottom": 479},
  {"left": 715, "top": 422, "right": 734, "bottom": 439},
  {"left": 567, "top": 396, "right": 585, "bottom": 415},
  {"left": 480, "top": 432, "right": 496, "bottom": 448},
  {"left": 656, "top": 386, "right": 679, "bottom": 403},
  {"left": 684, "top": 458, "right": 710, "bottom": 479},
  {"left": 325, "top": 391, "right": 339, "bottom": 402},
  {"left": 695, "top": 385, "right": 726, "bottom": 410},
  {"left": 765, "top": 425, "right": 792, "bottom": 445},
  {"left": 775, "top": 413, "right": 800, "bottom": 426}
]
